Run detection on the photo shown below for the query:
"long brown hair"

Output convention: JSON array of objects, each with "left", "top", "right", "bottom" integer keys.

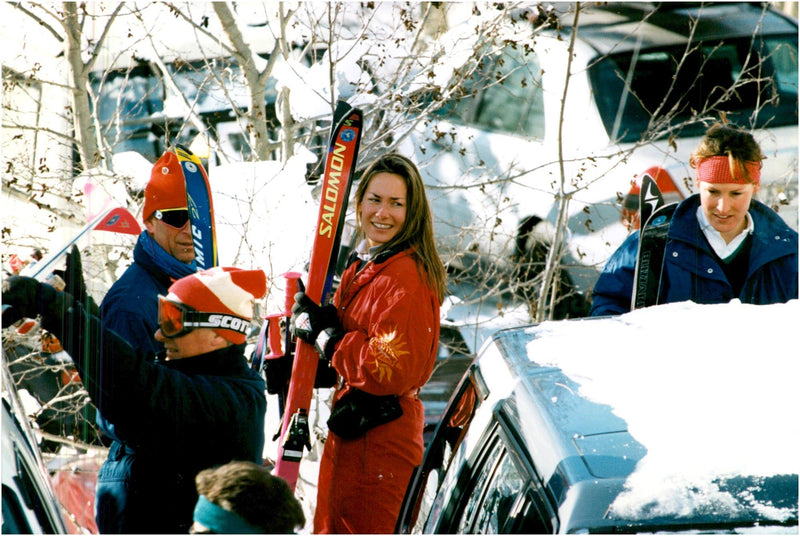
[{"left": 354, "top": 153, "right": 447, "bottom": 303}]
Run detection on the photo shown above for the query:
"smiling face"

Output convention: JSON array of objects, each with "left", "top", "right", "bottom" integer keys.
[
  {"left": 359, "top": 172, "right": 408, "bottom": 248},
  {"left": 697, "top": 180, "right": 757, "bottom": 243},
  {"left": 144, "top": 210, "right": 196, "bottom": 263}
]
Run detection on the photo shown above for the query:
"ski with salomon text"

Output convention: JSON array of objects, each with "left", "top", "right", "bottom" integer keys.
[{"left": 274, "top": 101, "right": 363, "bottom": 491}]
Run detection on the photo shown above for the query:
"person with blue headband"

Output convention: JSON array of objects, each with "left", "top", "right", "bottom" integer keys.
[{"left": 191, "top": 461, "right": 305, "bottom": 534}]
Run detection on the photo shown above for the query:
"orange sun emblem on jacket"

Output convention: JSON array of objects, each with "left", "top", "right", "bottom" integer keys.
[{"left": 368, "top": 328, "right": 409, "bottom": 384}]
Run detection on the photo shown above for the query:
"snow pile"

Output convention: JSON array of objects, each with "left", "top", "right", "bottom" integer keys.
[
  {"left": 209, "top": 154, "right": 318, "bottom": 274},
  {"left": 526, "top": 299, "right": 799, "bottom": 520}
]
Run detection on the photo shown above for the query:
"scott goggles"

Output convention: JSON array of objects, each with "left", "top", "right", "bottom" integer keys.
[
  {"left": 154, "top": 208, "right": 190, "bottom": 229},
  {"left": 157, "top": 296, "right": 250, "bottom": 339}
]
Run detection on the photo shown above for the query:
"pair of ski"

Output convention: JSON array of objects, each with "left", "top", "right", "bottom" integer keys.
[
  {"left": 247, "top": 101, "right": 363, "bottom": 491},
  {"left": 631, "top": 174, "right": 677, "bottom": 309}
]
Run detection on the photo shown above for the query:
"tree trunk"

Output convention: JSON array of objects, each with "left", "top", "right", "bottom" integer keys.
[
  {"left": 214, "top": 2, "right": 275, "bottom": 162},
  {"left": 63, "top": 2, "right": 97, "bottom": 172}
]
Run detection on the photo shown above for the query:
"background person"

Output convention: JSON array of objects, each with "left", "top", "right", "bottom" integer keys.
[
  {"left": 291, "top": 153, "right": 447, "bottom": 534},
  {"left": 3, "top": 266, "right": 267, "bottom": 534},
  {"left": 190, "top": 461, "right": 305, "bottom": 534},
  {"left": 590, "top": 123, "right": 798, "bottom": 316}
]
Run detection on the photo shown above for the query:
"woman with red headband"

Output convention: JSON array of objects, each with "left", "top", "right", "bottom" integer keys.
[{"left": 591, "top": 123, "right": 798, "bottom": 316}]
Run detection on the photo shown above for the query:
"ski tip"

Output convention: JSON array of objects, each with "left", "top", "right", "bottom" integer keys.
[
  {"left": 95, "top": 207, "right": 141, "bottom": 236},
  {"left": 333, "top": 100, "right": 353, "bottom": 123},
  {"left": 174, "top": 143, "right": 193, "bottom": 156}
]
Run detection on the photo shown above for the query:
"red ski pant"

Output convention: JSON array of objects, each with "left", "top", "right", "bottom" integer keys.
[{"left": 314, "top": 404, "right": 422, "bottom": 534}]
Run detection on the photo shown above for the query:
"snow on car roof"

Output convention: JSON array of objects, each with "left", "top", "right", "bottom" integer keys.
[{"left": 515, "top": 299, "right": 799, "bottom": 522}]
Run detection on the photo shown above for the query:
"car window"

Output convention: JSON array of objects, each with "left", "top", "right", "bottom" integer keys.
[
  {"left": 3, "top": 483, "right": 33, "bottom": 534},
  {"left": 457, "top": 435, "right": 505, "bottom": 533},
  {"left": 473, "top": 47, "right": 545, "bottom": 139},
  {"left": 90, "top": 57, "right": 284, "bottom": 161},
  {"left": 764, "top": 36, "right": 799, "bottom": 96},
  {"left": 473, "top": 448, "right": 533, "bottom": 534},
  {"left": 454, "top": 425, "right": 551, "bottom": 534},
  {"left": 434, "top": 46, "right": 545, "bottom": 140},
  {"left": 590, "top": 35, "right": 799, "bottom": 143}
]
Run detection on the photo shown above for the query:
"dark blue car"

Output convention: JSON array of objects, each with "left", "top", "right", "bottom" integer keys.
[{"left": 398, "top": 300, "right": 799, "bottom": 534}]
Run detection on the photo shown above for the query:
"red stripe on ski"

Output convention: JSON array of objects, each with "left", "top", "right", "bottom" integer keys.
[{"left": 23, "top": 206, "right": 140, "bottom": 281}]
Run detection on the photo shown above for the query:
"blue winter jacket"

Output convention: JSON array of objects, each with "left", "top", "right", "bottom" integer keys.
[
  {"left": 96, "top": 231, "right": 213, "bottom": 533},
  {"left": 96, "top": 232, "right": 197, "bottom": 437},
  {"left": 47, "top": 299, "right": 266, "bottom": 534},
  {"left": 100, "top": 231, "right": 197, "bottom": 355},
  {"left": 590, "top": 195, "right": 798, "bottom": 316}
]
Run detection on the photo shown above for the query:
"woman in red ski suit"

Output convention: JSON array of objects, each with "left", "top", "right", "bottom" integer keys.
[{"left": 291, "top": 153, "right": 446, "bottom": 534}]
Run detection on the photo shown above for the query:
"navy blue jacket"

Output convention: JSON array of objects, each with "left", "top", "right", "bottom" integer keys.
[
  {"left": 100, "top": 231, "right": 197, "bottom": 355},
  {"left": 45, "top": 300, "right": 266, "bottom": 534},
  {"left": 590, "top": 195, "right": 798, "bottom": 316},
  {"left": 96, "top": 231, "right": 196, "bottom": 456}
]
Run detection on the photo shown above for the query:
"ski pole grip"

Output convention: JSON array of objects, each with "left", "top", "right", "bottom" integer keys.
[
  {"left": 282, "top": 272, "right": 302, "bottom": 315},
  {"left": 266, "top": 315, "right": 283, "bottom": 358}
]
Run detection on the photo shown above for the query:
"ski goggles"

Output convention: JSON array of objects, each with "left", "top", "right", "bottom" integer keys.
[
  {"left": 154, "top": 208, "right": 190, "bottom": 229},
  {"left": 157, "top": 296, "right": 251, "bottom": 339}
]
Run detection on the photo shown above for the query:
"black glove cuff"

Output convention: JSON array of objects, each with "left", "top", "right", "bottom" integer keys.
[{"left": 315, "top": 326, "right": 343, "bottom": 362}]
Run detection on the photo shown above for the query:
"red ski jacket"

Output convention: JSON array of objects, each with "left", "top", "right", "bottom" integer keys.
[{"left": 314, "top": 247, "right": 440, "bottom": 534}]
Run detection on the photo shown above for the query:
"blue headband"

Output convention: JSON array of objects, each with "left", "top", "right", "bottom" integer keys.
[{"left": 193, "top": 495, "right": 262, "bottom": 534}]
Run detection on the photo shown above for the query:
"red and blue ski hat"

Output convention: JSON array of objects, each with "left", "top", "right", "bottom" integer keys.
[
  {"left": 165, "top": 267, "right": 267, "bottom": 344},
  {"left": 143, "top": 151, "right": 187, "bottom": 221}
]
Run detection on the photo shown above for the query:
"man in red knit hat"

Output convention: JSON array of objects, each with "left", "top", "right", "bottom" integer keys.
[
  {"left": 94, "top": 149, "right": 210, "bottom": 532},
  {"left": 101, "top": 150, "right": 200, "bottom": 357},
  {"left": 3, "top": 266, "right": 268, "bottom": 534}
]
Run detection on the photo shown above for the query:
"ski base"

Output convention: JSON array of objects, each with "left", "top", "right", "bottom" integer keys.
[{"left": 175, "top": 145, "right": 218, "bottom": 269}]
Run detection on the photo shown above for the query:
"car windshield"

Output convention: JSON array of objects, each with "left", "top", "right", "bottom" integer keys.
[{"left": 590, "top": 35, "right": 799, "bottom": 143}]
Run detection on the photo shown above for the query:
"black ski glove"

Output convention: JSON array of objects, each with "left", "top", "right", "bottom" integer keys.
[
  {"left": 2, "top": 276, "right": 69, "bottom": 331},
  {"left": 290, "top": 284, "right": 342, "bottom": 360}
]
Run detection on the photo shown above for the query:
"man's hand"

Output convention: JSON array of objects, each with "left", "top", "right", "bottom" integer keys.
[{"left": 2, "top": 276, "right": 69, "bottom": 332}]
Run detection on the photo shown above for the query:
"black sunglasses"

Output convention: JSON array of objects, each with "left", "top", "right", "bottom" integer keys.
[{"left": 154, "top": 208, "right": 190, "bottom": 229}]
